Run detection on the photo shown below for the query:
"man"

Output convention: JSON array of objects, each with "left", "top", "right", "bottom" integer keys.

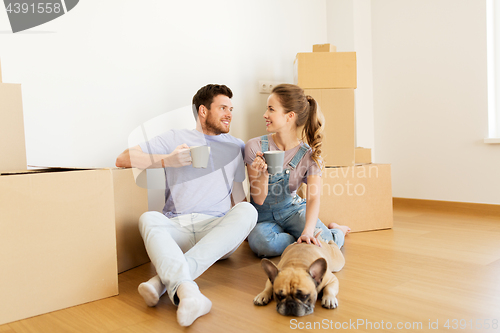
[{"left": 116, "top": 84, "right": 257, "bottom": 327}]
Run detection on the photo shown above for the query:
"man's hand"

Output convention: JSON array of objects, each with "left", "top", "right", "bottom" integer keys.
[{"left": 164, "top": 144, "right": 192, "bottom": 168}]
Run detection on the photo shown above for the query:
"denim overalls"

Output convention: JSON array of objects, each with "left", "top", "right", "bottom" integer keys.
[{"left": 248, "top": 135, "right": 345, "bottom": 257}]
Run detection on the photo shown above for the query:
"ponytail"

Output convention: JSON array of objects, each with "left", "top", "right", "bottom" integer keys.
[{"left": 303, "top": 96, "right": 324, "bottom": 168}]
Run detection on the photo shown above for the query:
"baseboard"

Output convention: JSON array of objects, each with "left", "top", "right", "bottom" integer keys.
[{"left": 393, "top": 197, "right": 500, "bottom": 216}]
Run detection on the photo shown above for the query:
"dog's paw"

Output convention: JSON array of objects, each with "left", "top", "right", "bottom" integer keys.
[
  {"left": 321, "top": 296, "right": 338, "bottom": 309},
  {"left": 254, "top": 292, "right": 272, "bottom": 306}
]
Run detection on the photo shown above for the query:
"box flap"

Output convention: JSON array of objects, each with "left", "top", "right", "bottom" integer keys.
[
  {"left": 29, "top": 165, "right": 107, "bottom": 170},
  {"left": 1, "top": 166, "right": 103, "bottom": 176}
]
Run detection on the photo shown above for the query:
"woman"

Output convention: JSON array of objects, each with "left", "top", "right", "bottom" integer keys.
[{"left": 245, "top": 84, "right": 350, "bottom": 257}]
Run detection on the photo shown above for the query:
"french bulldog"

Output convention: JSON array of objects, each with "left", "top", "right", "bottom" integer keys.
[{"left": 253, "top": 239, "right": 345, "bottom": 316}]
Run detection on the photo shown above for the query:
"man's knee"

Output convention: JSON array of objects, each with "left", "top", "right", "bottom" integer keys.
[
  {"left": 138, "top": 211, "right": 161, "bottom": 235},
  {"left": 233, "top": 202, "right": 258, "bottom": 227}
]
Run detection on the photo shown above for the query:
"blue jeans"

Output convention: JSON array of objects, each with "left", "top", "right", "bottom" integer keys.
[
  {"left": 248, "top": 135, "right": 345, "bottom": 258},
  {"left": 248, "top": 194, "right": 345, "bottom": 257}
]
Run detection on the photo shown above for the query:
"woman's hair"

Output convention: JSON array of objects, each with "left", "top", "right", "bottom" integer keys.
[{"left": 271, "top": 84, "right": 324, "bottom": 167}]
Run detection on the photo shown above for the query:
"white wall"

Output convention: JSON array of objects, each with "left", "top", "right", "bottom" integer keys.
[
  {"left": 0, "top": 0, "right": 328, "bottom": 209},
  {"left": 372, "top": 0, "right": 500, "bottom": 204},
  {"left": 326, "top": 0, "right": 375, "bottom": 152},
  {"left": 0, "top": 0, "right": 327, "bottom": 168}
]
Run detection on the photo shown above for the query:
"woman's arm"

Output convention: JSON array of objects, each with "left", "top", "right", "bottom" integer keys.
[
  {"left": 297, "top": 174, "right": 322, "bottom": 246},
  {"left": 247, "top": 152, "right": 269, "bottom": 205},
  {"left": 115, "top": 144, "right": 192, "bottom": 169}
]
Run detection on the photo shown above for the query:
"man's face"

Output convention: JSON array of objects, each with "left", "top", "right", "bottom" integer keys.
[{"left": 204, "top": 94, "right": 233, "bottom": 135}]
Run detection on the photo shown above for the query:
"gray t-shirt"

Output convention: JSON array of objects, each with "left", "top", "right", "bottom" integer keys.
[
  {"left": 140, "top": 129, "right": 245, "bottom": 218},
  {"left": 244, "top": 135, "right": 321, "bottom": 197}
]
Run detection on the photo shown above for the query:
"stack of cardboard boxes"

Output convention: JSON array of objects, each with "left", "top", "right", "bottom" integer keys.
[
  {"left": 0, "top": 60, "right": 149, "bottom": 325},
  {"left": 295, "top": 45, "right": 393, "bottom": 233}
]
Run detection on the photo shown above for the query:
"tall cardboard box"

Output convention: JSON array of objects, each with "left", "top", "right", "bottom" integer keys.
[
  {"left": 112, "top": 168, "right": 150, "bottom": 273},
  {"left": 0, "top": 168, "right": 119, "bottom": 325},
  {"left": 0, "top": 59, "right": 27, "bottom": 172},
  {"left": 294, "top": 52, "right": 357, "bottom": 89},
  {"left": 298, "top": 164, "right": 393, "bottom": 232},
  {"left": 304, "top": 89, "right": 355, "bottom": 167}
]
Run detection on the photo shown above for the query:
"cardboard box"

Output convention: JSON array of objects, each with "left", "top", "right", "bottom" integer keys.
[
  {"left": 355, "top": 147, "right": 372, "bottom": 164},
  {"left": 0, "top": 168, "right": 119, "bottom": 325},
  {"left": 304, "top": 89, "right": 355, "bottom": 167},
  {"left": 0, "top": 59, "right": 27, "bottom": 172},
  {"left": 294, "top": 52, "right": 357, "bottom": 89},
  {"left": 112, "top": 168, "right": 150, "bottom": 273},
  {"left": 313, "top": 44, "right": 337, "bottom": 52},
  {"left": 298, "top": 164, "right": 393, "bottom": 233}
]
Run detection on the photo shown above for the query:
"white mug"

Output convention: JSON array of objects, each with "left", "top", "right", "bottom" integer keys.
[{"left": 190, "top": 146, "right": 210, "bottom": 168}]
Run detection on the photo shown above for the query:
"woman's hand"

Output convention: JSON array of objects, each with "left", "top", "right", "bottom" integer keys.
[
  {"left": 297, "top": 233, "right": 322, "bottom": 247},
  {"left": 247, "top": 151, "right": 269, "bottom": 205},
  {"left": 250, "top": 152, "right": 268, "bottom": 177}
]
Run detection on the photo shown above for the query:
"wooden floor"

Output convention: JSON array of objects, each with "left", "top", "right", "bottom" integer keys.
[{"left": 2, "top": 204, "right": 500, "bottom": 332}]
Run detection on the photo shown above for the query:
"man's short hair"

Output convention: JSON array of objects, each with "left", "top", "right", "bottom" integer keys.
[{"left": 192, "top": 84, "right": 233, "bottom": 120}]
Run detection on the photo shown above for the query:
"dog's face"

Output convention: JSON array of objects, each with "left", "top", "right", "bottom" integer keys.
[{"left": 262, "top": 258, "right": 327, "bottom": 316}]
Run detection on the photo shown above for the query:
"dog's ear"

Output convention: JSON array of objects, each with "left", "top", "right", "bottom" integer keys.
[
  {"left": 308, "top": 258, "right": 327, "bottom": 285},
  {"left": 261, "top": 258, "right": 279, "bottom": 284}
]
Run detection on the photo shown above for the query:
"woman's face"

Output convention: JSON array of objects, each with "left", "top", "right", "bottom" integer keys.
[{"left": 264, "top": 93, "right": 294, "bottom": 133}]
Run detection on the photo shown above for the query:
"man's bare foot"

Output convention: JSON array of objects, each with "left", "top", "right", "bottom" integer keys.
[{"left": 328, "top": 222, "right": 351, "bottom": 235}]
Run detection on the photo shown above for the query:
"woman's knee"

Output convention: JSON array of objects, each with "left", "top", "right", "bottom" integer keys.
[
  {"left": 248, "top": 236, "right": 277, "bottom": 257},
  {"left": 248, "top": 240, "right": 286, "bottom": 258},
  {"left": 248, "top": 226, "right": 291, "bottom": 258}
]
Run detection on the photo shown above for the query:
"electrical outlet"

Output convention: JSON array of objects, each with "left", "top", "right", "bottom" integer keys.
[
  {"left": 258, "top": 81, "right": 270, "bottom": 94},
  {"left": 259, "top": 80, "right": 280, "bottom": 94}
]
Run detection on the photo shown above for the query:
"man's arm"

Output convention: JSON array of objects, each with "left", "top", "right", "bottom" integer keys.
[{"left": 116, "top": 144, "right": 192, "bottom": 169}]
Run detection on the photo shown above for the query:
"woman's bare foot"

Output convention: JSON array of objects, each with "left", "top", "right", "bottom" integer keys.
[{"left": 328, "top": 222, "right": 351, "bottom": 235}]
